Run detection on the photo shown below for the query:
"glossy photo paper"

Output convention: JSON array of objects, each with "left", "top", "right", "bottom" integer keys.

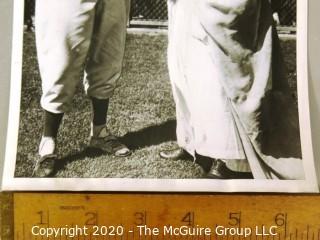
[{"left": 1, "top": 0, "right": 319, "bottom": 192}]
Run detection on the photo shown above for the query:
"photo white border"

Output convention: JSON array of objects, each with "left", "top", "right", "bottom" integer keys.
[{"left": 1, "top": 0, "right": 319, "bottom": 192}]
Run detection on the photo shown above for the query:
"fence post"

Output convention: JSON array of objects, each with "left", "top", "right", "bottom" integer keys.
[{"left": 127, "top": 0, "right": 131, "bottom": 28}]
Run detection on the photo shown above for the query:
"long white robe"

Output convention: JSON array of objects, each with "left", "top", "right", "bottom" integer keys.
[{"left": 167, "top": 0, "right": 305, "bottom": 179}]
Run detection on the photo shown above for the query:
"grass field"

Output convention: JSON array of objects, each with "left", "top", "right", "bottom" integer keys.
[{"left": 14, "top": 31, "right": 297, "bottom": 178}]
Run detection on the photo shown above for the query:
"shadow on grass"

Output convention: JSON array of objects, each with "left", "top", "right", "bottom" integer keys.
[
  {"left": 53, "top": 120, "right": 177, "bottom": 173},
  {"left": 121, "top": 119, "right": 176, "bottom": 149},
  {"left": 52, "top": 119, "right": 253, "bottom": 179},
  {"left": 53, "top": 148, "right": 105, "bottom": 174}
]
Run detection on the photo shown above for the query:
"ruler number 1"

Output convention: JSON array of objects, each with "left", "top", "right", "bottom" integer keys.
[{"left": 37, "top": 211, "right": 49, "bottom": 225}]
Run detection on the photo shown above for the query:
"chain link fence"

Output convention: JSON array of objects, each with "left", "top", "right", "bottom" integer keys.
[
  {"left": 130, "top": 0, "right": 168, "bottom": 21},
  {"left": 24, "top": 0, "right": 296, "bottom": 30},
  {"left": 278, "top": 0, "right": 297, "bottom": 26},
  {"left": 24, "top": 0, "right": 35, "bottom": 31},
  {"left": 130, "top": 0, "right": 168, "bottom": 26},
  {"left": 130, "top": 0, "right": 297, "bottom": 27}
]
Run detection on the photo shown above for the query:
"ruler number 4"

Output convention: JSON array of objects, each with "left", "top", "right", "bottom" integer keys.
[{"left": 182, "top": 212, "right": 195, "bottom": 226}]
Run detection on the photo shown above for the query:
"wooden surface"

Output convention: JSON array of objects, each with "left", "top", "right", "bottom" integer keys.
[
  {"left": 0, "top": 193, "right": 318, "bottom": 240},
  {"left": 0, "top": 193, "right": 13, "bottom": 240}
]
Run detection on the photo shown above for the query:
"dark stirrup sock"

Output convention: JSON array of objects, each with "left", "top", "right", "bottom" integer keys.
[
  {"left": 91, "top": 97, "right": 109, "bottom": 126},
  {"left": 43, "top": 110, "right": 64, "bottom": 138}
]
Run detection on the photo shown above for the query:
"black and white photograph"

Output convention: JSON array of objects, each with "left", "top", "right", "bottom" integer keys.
[{"left": 1, "top": 0, "right": 319, "bottom": 191}]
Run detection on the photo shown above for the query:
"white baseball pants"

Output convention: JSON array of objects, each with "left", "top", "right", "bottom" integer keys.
[{"left": 35, "top": 0, "right": 129, "bottom": 113}]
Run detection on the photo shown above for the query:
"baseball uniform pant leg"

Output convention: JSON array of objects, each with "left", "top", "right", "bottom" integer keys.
[
  {"left": 84, "top": 0, "right": 129, "bottom": 99},
  {"left": 36, "top": 0, "right": 97, "bottom": 113}
]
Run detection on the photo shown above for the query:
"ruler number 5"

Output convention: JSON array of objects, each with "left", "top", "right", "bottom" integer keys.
[{"left": 229, "top": 212, "right": 241, "bottom": 226}]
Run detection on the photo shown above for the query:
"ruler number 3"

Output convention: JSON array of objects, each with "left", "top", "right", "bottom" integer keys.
[{"left": 134, "top": 212, "right": 147, "bottom": 225}]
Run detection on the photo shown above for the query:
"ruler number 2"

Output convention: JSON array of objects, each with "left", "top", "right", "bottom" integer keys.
[{"left": 85, "top": 212, "right": 98, "bottom": 225}]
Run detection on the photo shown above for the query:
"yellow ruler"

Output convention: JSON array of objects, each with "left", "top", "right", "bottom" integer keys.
[{"left": 2, "top": 193, "right": 320, "bottom": 239}]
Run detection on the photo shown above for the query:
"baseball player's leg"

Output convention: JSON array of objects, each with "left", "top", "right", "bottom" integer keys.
[
  {"left": 84, "top": 0, "right": 128, "bottom": 99},
  {"left": 83, "top": 0, "right": 131, "bottom": 157},
  {"left": 33, "top": 0, "right": 97, "bottom": 177}
]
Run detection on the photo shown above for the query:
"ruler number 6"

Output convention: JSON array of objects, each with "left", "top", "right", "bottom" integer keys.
[
  {"left": 275, "top": 213, "right": 287, "bottom": 226},
  {"left": 228, "top": 212, "right": 241, "bottom": 226}
]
